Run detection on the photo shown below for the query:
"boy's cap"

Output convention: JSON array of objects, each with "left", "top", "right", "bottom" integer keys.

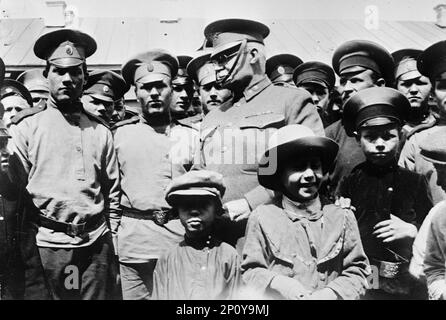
[
  {"left": 332, "top": 40, "right": 394, "bottom": 84},
  {"left": 1, "top": 79, "right": 33, "bottom": 107},
  {"left": 186, "top": 49, "right": 215, "bottom": 86},
  {"left": 165, "top": 170, "right": 226, "bottom": 206},
  {"left": 172, "top": 55, "right": 193, "bottom": 86},
  {"left": 34, "top": 29, "right": 97, "bottom": 67},
  {"left": 16, "top": 69, "right": 49, "bottom": 93},
  {"left": 84, "top": 70, "right": 130, "bottom": 102},
  {"left": 205, "top": 18, "right": 270, "bottom": 58},
  {"left": 121, "top": 49, "right": 179, "bottom": 86},
  {"left": 392, "top": 49, "right": 423, "bottom": 81},
  {"left": 258, "top": 125, "right": 338, "bottom": 192},
  {"left": 419, "top": 128, "right": 446, "bottom": 165},
  {"left": 293, "top": 61, "right": 336, "bottom": 90},
  {"left": 417, "top": 41, "right": 446, "bottom": 80},
  {"left": 266, "top": 54, "right": 303, "bottom": 84},
  {"left": 342, "top": 87, "right": 409, "bottom": 136}
]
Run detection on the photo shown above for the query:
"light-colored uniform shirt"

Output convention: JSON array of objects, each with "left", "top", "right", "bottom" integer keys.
[
  {"left": 113, "top": 116, "right": 185, "bottom": 263},
  {"left": 8, "top": 99, "right": 121, "bottom": 248},
  {"left": 399, "top": 124, "right": 446, "bottom": 205}
]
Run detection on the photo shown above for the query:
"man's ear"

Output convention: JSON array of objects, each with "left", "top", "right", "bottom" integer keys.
[
  {"left": 249, "top": 47, "right": 259, "bottom": 64},
  {"left": 354, "top": 132, "right": 361, "bottom": 144},
  {"left": 375, "top": 78, "right": 386, "bottom": 87}
]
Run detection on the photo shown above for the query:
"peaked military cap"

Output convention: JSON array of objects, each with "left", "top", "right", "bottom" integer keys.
[
  {"left": 172, "top": 55, "right": 193, "bottom": 86},
  {"left": 293, "top": 61, "right": 336, "bottom": 90},
  {"left": 332, "top": 40, "right": 394, "bottom": 84},
  {"left": 392, "top": 49, "right": 423, "bottom": 81},
  {"left": 16, "top": 68, "right": 49, "bottom": 93},
  {"left": 34, "top": 29, "right": 97, "bottom": 67},
  {"left": 205, "top": 18, "right": 270, "bottom": 57},
  {"left": 84, "top": 70, "right": 130, "bottom": 103},
  {"left": 121, "top": 49, "right": 179, "bottom": 86},
  {"left": 419, "top": 128, "right": 446, "bottom": 165},
  {"left": 186, "top": 49, "right": 216, "bottom": 86},
  {"left": 0, "top": 79, "right": 33, "bottom": 107},
  {"left": 417, "top": 41, "right": 446, "bottom": 80},
  {"left": 266, "top": 54, "right": 303, "bottom": 84},
  {"left": 165, "top": 170, "right": 226, "bottom": 207},
  {"left": 342, "top": 87, "right": 409, "bottom": 136},
  {"left": 0, "top": 57, "right": 4, "bottom": 87}
]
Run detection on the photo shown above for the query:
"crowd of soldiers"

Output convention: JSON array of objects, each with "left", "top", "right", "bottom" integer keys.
[{"left": 0, "top": 17, "right": 446, "bottom": 300}]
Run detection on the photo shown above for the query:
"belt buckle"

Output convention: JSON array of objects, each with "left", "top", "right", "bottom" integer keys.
[
  {"left": 66, "top": 222, "right": 86, "bottom": 237},
  {"left": 154, "top": 210, "right": 168, "bottom": 226}
]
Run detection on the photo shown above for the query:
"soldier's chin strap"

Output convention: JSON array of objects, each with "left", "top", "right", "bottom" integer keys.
[{"left": 216, "top": 38, "right": 266, "bottom": 88}]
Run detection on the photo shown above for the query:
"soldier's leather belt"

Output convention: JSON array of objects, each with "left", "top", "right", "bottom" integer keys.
[
  {"left": 38, "top": 214, "right": 105, "bottom": 237},
  {"left": 122, "top": 207, "right": 173, "bottom": 226},
  {"left": 371, "top": 258, "right": 409, "bottom": 279}
]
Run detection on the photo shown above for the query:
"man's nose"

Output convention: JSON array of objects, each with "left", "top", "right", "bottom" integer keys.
[
  {"left": 61, "top": 72, "right": 72, "bottom": 83},
  {"left": 311, "top": 93, "right": 320, "bottom": 104},
  {"left": 149, "top": 87, "right": 159, "bottom": 97},
  {"left": 302, "top": 167, "right": 315, "bottom": 180},
  {"left": 375, "top": 138, "right": 386, "bottom": 149},
  {"left": 409, "top": 83, "right": 419, "bottom": 93}
]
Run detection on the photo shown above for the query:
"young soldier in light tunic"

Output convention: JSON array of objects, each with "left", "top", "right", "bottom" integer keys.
[{"left": 7, "top": 29, "right": 121, "bottom": 300}]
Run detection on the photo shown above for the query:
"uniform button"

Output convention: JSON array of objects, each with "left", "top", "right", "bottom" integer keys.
[
  {"left": 201, "top": 266, "right": 206, "bottom": 271},
  {"left": 320, "top": 274, "right": 326, "bottom": 281},
  {"left": 222, "top": 146, "right": 228, "bottom": 152},
  {"left": 288, "top": 270, "right": 295, "bottom": 277},
  {"left": 292, "top": 253, "right": 296, "bottom": 257},
  {"left": 76, "top": 146, "right": 81, "bottom": 152},
  {"left": 253, "top": 85, "right": 258, "bottom": 91},
  {"left": 235, "top": 103, "right": 241, "bottom": 107}
]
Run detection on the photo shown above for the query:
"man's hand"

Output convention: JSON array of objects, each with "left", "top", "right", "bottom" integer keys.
[
  {"left": 373, "top": 214, "right": 417, "bottom": 243},
  {"left": 223, "top": 198, "right": 251, "bottom": 222},
  {"left": 334, "top": 196, "right": 356, "bottom": 212}
]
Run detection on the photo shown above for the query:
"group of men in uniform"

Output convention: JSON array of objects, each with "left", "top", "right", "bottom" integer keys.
[{"left": 0, "top": 17, "right": 445, "bottom": 300}]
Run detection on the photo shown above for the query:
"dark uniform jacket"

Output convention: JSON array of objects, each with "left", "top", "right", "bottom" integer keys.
[{"left": 337, "top": 161, "right": 433, "bottom": 297}]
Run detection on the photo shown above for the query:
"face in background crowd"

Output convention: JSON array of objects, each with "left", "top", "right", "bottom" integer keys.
[
  {"left": 135, "top": 75, "right": 172, "bottom": 119},
  {"left": 46, "top": 64, "right": 86, "bottom": 104},
  {"left": 396, "top": 75, "right": 431, "bottom": 112},
  {"left": 279, "top": 156, "right": 324, "bottom": 203},
  {"left": 169, "top": 82, "right": 193, "bottom": 118},
  {"left": 1, "top": 95, "right": 31, "bottom": 128},
  {"left": 114, "top": 98, "right": 126, "bottom": 121},
  {"left": 339, "top": 68, "right": 384, "bottom": 103},
  {"left": 199, "top": 82, "right": 232, "bottom": 114},
  {"left": 432, "top": 77, "right": 446, "bottom": 119},
  {"left": 299, "top": 82, "right": 330, "bottom": 113},
  {"left": 357, "top": 123, "right": 400, "bottom": 166},
  {"left": 82, "top": 94, "right": 115, "bottom": 122}
]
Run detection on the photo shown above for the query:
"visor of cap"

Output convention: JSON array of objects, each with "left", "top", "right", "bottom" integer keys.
[
  {"left": 359, "top": 116, "right": 399, "bottom": 128},
  {"left": 87, "top": 92, "right": 114, "bottom": 103},
  {"left": 134, "top": 61, "right": 172, "bottom": 84},
  {"left": 196, "top": 62, "right": 216, "bottom": 86},
  {"left": 395, "top": 58, "right": 420, "bottom": 80}
]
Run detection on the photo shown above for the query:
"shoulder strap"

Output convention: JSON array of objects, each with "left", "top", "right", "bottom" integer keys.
[
  {"left": 10, "top": 104, "right": 46, "bottom": 125},
  {"left": 111, "top": 115, "right": 140, "bottom": 131}
]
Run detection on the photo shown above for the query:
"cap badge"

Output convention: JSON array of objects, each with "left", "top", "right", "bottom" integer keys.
[
  {"left": 5, "top": 88, "right": 12, "bottom": 93},
  {"left": 65, "top": 45, "right": 74, "bottom": 56},
  {"left": 147, "top": 63, "right": 154, "bottom": 72},
  {"left": 178, "top": 68, "right": 186, "bottom": 76},
  {"left": 277, "top": 66, "right": 285, "bottom": 75},
  {"left": 103, "top": 85, "right": 110, "bottom": 93}
]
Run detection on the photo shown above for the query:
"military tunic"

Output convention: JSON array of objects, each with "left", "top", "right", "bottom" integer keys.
[
  {"left": 399, "top": 123, "right": 446, "bottom": 204},
  {"left": 113, "top": 116, "right": 186, "bottom": 263},
  {"left": 196, "top": 76, "right": 324, "bottom": 207},
  {"left": 8, "top": 99, "right": 121, "bottom": 248}
]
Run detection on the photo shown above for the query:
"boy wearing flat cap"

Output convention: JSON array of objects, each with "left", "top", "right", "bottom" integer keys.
[
  {"left": 293, "top": 61, "right": 336, "bottom": 128},
  {"left": 325, "top": 40, "right": 394, "bottom": 200},
  {"left": 152, "top": 170, "right": 241, "bottom": 300},
  {"left": 7, "top": 29, "right": 121, "bottom": 300},
  {"left": 399, "top": 41, "right": 446, "bottom": 205},
  {"left": 115, "top": 49, "right": 187, "bottom": 300},
  {"left": 409, "top": 129, "right": 446, "bottom": 299},
  {"left": 195, "top": 19, "right": 324, "bottom": 249},
  {"left": 82, "top": 69, "right": 130, "bottom": 125},
  {"left": 337, "top": 87, "right": 433, "bottom": 299},
  {"left": 16, "top": 68, "right": 49, "bottom": 108},
  {"left": 241, "top": 125, "right": 369, "bottom": 300}
]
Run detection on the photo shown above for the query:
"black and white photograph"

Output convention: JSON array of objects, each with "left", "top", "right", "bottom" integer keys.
[{"left": 0, "top": 0, "right": 445, "bottom": 304}]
